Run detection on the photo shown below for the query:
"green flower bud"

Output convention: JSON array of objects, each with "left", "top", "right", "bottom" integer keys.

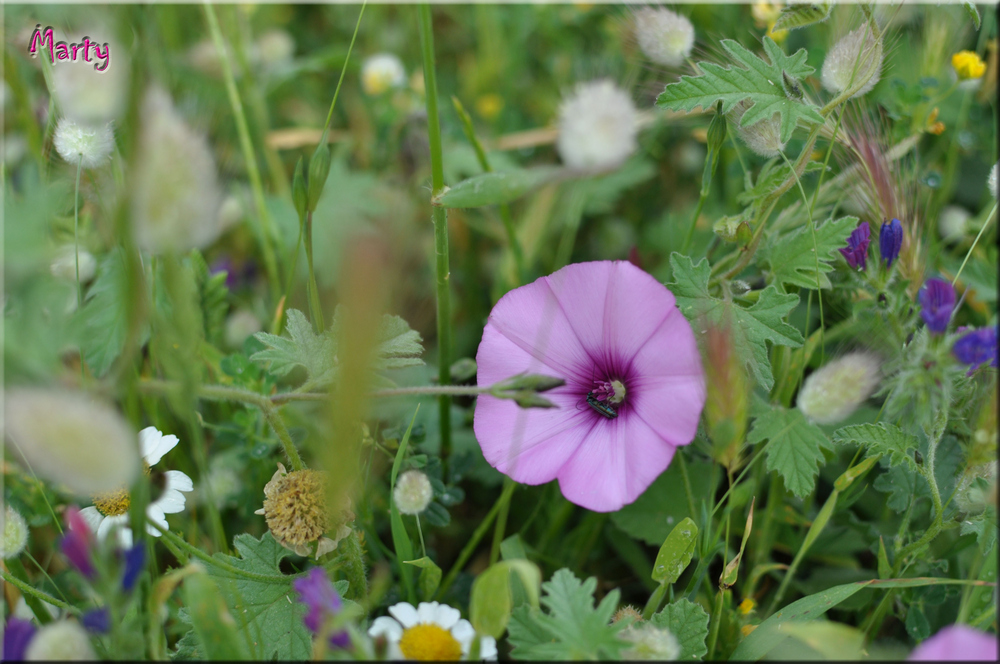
[
  {"left": 292, "top": 156, "right": 308, "bottom": 220},
  {"left": 307, "top": 142, "right": 332, "bottom": 212}
]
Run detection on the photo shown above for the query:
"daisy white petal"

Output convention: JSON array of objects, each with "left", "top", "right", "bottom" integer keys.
[
  {"left": 369, "top": 616, "right": 404, "bottom": 641},
  {"left": 77, "top": 506, "right": 104, "bottom": 534},
  {"left": 389, "top": 602, "right": 420, "bottom": 628},
  {"left": 479, "top": 635, "right": 499, "bottom": 660},
  {"left": 164, "top": 470, "right": 194, "bottom": 493}
]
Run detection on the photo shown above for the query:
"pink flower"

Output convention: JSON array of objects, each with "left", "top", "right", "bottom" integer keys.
[
  {"left": 909, "top": 625, "right": 998, "bottom": 661},
  {"left": 473, "top": 261, "right": 706, "bottom": 512}
]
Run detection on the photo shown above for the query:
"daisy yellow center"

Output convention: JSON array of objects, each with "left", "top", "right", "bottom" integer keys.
[
  {"left": 398, "top": 623, "right": 463, "bottom": 661},
  {"left": 92, "top": 463, "right": 151, "bottom": 517}
]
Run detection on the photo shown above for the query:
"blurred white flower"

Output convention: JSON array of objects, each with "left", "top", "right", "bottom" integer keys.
[
  {"left": 621, "top": 622, "right": 681, "bottom": 660},
  {"left": 50, "top": 245, "right": 97, "bottom": 282},
  {"left": 557, "top": 80, "right": 638, "bottom": 170},
  {"left": 131, "top": 87, "right": 222, "bottom": 253},
  {"left": 255, "top": 29, "right": 295, "bottom": 69},
  {"left": 938, "top": 205, "right": 971, "bottom": 242},
  {"left": 224, "top": 308, "right": 263, "bottom": 348},
  {"left": 25, "top": 620, "right": 95, "bottom": 660},
  {"left": 797, "top": 352, "right": 881, "bottom": 424},
  {"left": 394, "top": 470, "right": 434, "bottom": 515},
  {"left": 362, "top": 53, "right": 406, "bottom": 95},
  {"left": 78, "top": 427, "right": 193, "bottom": 548},
  {"left": 53, "top": 119, "right": 115, "bottom": 168},
  {"left": 368, "top": 601, "right": 498, "bottom": 660},
  {"left": 634, "top": 7, "right": 695, "bottom": 67},
  {"left": 821, "top": 25, "right": 883, "bottom": 98},
  {"left": 51, "top": 27, "right": 128, "bottom": 124},
  {"left": 4, "top": 388, "right": 140, "bottom": 496}
]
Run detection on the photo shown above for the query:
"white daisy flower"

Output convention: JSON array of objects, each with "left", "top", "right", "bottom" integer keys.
[
  {"left": 78, "top": 427, "right": 193, "bottom": 548},
  {"left": 368, "top": 601, "right": 498, "bottom": 661},
  {"left": 362, "top": 53, "right": 406, "bottom": 96}
]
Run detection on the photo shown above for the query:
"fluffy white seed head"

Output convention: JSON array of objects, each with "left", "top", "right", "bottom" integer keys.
[
  {"left": 557, "top": 80, "right": 638, "bottom": 170},
  {"left": 729, "top": 100, "right": 785, "bottom": 158},
  {"left": 821, "top": 25, "right": 883, "bottom": 99},
  {"left": 621, "top": 623, "right": 681, "bottom": 661},
  {"left": 26, "top": 620, "right": 96, "bottom": 661},
  {"left": 1, "top": 505, "right": 30, "bottom": 559},
  {"left": 362, "top": 54, "right": 406, "bottom": 95},
  {"left": 53, "top": 119, "right": 114, "bottom": 169},
  {"left": 988, "top": 162, "right": 998, "bottom": 202},
  {"left": 393, "top": 470, "right": 434, "bottom": 515},
  {"left": 4, "top": 388, "right": 140, "bottom": 497},
  {"left": 634, "top": 7, "right": 695, "bottom": 67},
  {"left": 938, "top": 205, "right": 971, "bottom": 242},
  {"left": 797, "top": 352, "right": 882, "bottom": 424},
  {"left": 131, "top": 87, "right": 222, "bottom": 254},
  {"left": 50, "top": 245, "right": 97, "bottom": 282}
]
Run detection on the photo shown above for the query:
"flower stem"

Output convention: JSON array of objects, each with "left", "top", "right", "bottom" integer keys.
[
  {"left": 680, "top": 189, "right": 709, "bottom": 256},
  {"left": 952, "top": 203, "right": 997, "bottom": 287},
  {"left": 418, "top": 3, "right": 453, "bottom": 467},
  {"left": 1, "top": 561, "right": 76, "bottom": 618},
  {"left": 489, "top": 476, "right": 516, "bottom": 565},
  {"left": 304, "top": 211, "right": 325, "bottom": 333},
  {"left": 73, "top": 156, "right": 84, "bottom": 309},
  {"left": 155, "top": 526, "right": 307, "bottom": 583},
  {"left": 707, "top": 589, "right": 725, "bottom": 659},
  {"left": 203, "top": 2, "right": 281, "bottom": 303}
]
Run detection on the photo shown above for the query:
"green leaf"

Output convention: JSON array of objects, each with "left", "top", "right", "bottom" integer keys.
[
  {"left": 780, "top": 621, "right": 865, "bottom": 660},
  {"left": 403, "top": 557, "right": 442, "bottom": 601},
  {"left": 469, "top": 560, "right": 542, "bottom": 639},
  {"left": 434, "top": 167, "right": 562, "bottom": 208},
  {"left": 78, "top": 251, "right": 148, "bottom": 377},
  {"left": 650, "top": 599, "right": 710, "bottom": 661},
  {"left": 652, "top": 518, "right": 698, "bottom": 585},
  {"left": 507, "top": 569, "right": 628, "bottom": 660},
  {"left": 832, "top": 423, "right": 920, "bottom": 473},
  {"left": 772, "top": 1, "right": 833, "bottom": 32},
  {"left": 205, "top": 533, "right": 317, "bottom": 660},
  {"left": 181, "top": 572, "right": 251, "bottom": 660},
  {"left": 370, "top": 313, "right": 425, "bottom": 373},
  {"left": 251, "top": 309, "right": 336, "bottom": 384},
  {"left": 873, "top": 463, "right": 923, "bottom": 512},
  {"left": 730, "top": 577, "right": 991, "bottom": 661},
  {"left": 611, "top": 457, "right": 716, "bottom": 546},
  {"left": 668, "top": 253, "right": 804, "bottom": 391},
  {"left": 737, "top": 160, "right": 825, "bottom": 206},
  {"left": 747, "top": 406, "right": 831, "bottom": 498},
  {"left": 964, "top": 1, "right": 982, "bottom": 30},
  {"left": 960, "top": 507, "right": 997, "bottom": 554},
  {"left": 757, "top": 216, "right": 858, "bottom": 290},
  {"left": 656, "top": 37, "right": 824, "bottom": 143},
  {"left": 188, "top": 249, "right": 230, "bottom": 347}
]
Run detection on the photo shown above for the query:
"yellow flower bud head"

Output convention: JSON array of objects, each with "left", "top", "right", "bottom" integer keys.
[{"left": 952, "top": 51, "right": 986, "bottom": 80}]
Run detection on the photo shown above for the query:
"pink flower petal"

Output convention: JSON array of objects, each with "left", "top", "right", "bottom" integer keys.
[
  {"left": 556, "top": 414, "right": 676, "bottom": 512},
  {"left": 629, "top": 375, "right": 705, "bottom": 446},
  {"left": 909, "top": 625, "right": 998, "bottom": 661},
  {"left": 546, "top": 261, "right": 677, "bottom": 370}
]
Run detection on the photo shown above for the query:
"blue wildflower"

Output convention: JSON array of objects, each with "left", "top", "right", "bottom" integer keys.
[
  {"left": 293, "top": 567, "right": 350, "bottom": 649},
  {"left": 953, "top": 327, "right": 998, "bottom": 373},
  {"left": 839, "top": 222, "right": 870, "bottom": 270},
  {"left": 121, "top": 545, "right": 145, "bottom": 592},
  {"left": 3, "top": 617, "right": 36, "bottom": 660},
  {"left": 82, "top": 608, "right": 111, "bottom": 634},
  {"left": 919, "top": 279, "right": 956, "bottom": 334},
  {"left": 879, "top": 218, "right": 903, "bottom": 267}
]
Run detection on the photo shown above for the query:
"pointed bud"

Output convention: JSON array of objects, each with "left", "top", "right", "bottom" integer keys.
[
  {"left": 307, "top": 141, "right": 332, "bottom": 212},
  {"left": 879, "top": 218, "right": 903, "bottom": 267},
  {"left": 797, "top": 352, "right": 881, "bottom": 424},
  {"left": 292, "top": 156, "right": 308, "bottom": 220},
  {"left": 918, "top": 278, "right": 955, "bottom": 334},
  {"left": 702, "top": 105, "right": 728, "bottom": 196},
  {"left": 702, "top": 316, "right": 748, "bottom": 470},
  {"left": 839, "top": 222, "right": 870, "bottom": 270},
  {"left": 821, "top": 24, "right": 883, "bottom": 99}
]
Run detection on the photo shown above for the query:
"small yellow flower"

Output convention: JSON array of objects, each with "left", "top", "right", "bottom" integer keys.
[
  {"left": 751, "top": 0, "right": 783, "bottom": 26},
  {"left": 952, "top": 51, "right": 986, "bottom": 80},
  {"left": 738, "top": 598, "right": 756, "bottom": 615},
  {"left": 741, "top": 624, "right": 758, "bottom": 637},
  {"left": 766, "top": 21, "right": 789, "bottom": 45},
  {"left": 475, "top": 93, "right": 504, "bottom": 122}
]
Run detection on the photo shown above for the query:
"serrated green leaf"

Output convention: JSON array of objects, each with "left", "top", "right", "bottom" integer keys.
[
  {"left": 758, "top": 216, "right": 858, "bottom": 290},
  {"left": 78, "top": 251, "right": 148, "bottom": 377},
  {"left": 650, "top": 599, "right": 710, "bottom": 661},
  {"left": 434, "top": 166, "right": 562, "bottom": 208},
  {"left": 371, "top": 313, "right": 425, "bottom": 372},
  {"left": 832, "top": 423, "right": 920, "bottom": 472},
  {"left": 182, "top": 572, "right": 251, "bottom": 660},
  {"left": 737, "top": 160, "right": 825, "bottom": 206},
  {"left": 961, "top": 507, "right": 997, "bottom": 553},
  {"left": 873, "top": 463, "right": 923, "bottom": 511},
  {"left": 748, "top": 406, "right": 831, "bottom": 498},
  {"left": 772, "top": 1, "right": 833, "bottom": 32},
  {"left": 188, "top": 249, "right": 230, "bottom": 346},
  {"left": 668, "top": 253, "right": 804, "bottom": 391},
  {"left": 205, "top": 533, "right": 313, "bottom": 660},
  {"left": 251, "top": 309, "right": 336, "bottom": 384},
  {"left": 657, "top": 37, "right": 824, "bottom": 143},
  {"left": 508, "top": 568, "right": 628, "bottom": 660}
]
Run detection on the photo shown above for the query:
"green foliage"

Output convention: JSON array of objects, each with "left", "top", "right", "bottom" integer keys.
[
  {"left": 736, "top": 160, "right": 825, "bottom": 205},
  {"left": 469, "top": 559, "right": 542, "bottom": 639},
  {"left": 507, "top": 569, "right": 628, "bottom": 660},
  {"left": 652, "top": 518, "right": 698, "bottom": 585},
  {"left": 650, "top": 599, "right": 710, "bottom": 661},
  {"left": 78, "top": 251, "right": 147, "bottom": 377},
  {"left": 181, "top": 572, "right": 251, "bottom": 660},
  {"left": 757, "top": 216, "right": 858, "bottom": 290},
  {"left": 656, "top": 37, "right": 824, "bottom": 143},
  {"left": 669, "top": 253, "right": 804, "bottom": 391},
  {"left": 748, "top": 406, "right": 831, "bottom": 498},
  {"left": 772, "top": 1, "right": 833, "bottom": 32},
  {"left": 251, "top": 307, "right": 423, "bottom": 388},
  {"left": 434, "top": 167, "right": 562, "bottom": 208},
  {"left": 188, "top": 250, "right": 230, "bottom": 347},
  {"left": 960, "top": 507, "right": 997, "bottom": 553},
  {"left": 832, "top": 423, "right": 921, "bottom": 472},
  {"left": 205, "top": 533, "right": 332, "bottom": 660}
]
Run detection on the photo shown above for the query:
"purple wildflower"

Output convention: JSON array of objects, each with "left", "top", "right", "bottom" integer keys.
[
  {"left": 121, "top": 545, "right": 146, "bottom": 592},
  {"left": 918, "top": 278, "right": 956, "bottom": 334},
  {"left": 3, "top": 617, "right": 36, "bottom": 661},
  {"left": 953, "top": 326, "right": 998, "bottom": 373},
  {"left": 293, "top": 568, "right": 350, "bottom": 649},
  {"left": 60, "top": 506, "right": 95, "bottom": 579},
  {"left": 839, "top": 223, "right": 870, "bottom": 270},
  {"left": 908, "top": 624, "right": 998, "bottom": 661},
  {"left": 879, "top": 217, "right": 903, "bottom": 267},
  {"left": 82, "top": 608, "right": 111, "bottom": 634},
  {"left": 473, "top": 261, "right": 706, "bottom": 512}
]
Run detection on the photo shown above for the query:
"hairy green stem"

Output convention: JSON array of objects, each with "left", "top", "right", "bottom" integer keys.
[
  {"left": 342, "top": 531, "right": 369, "bottom": 606},
  {"left": 681, "top": 190, "right": 709, "bottom": 256},
  {"left": 418, "top": 3, "right": 453, "bottom": 466},
  {"left": 156, "top": 526, "right": 307, "bottom": 583},
  {"left": 1, "top": 562, "right": 76, "bottom": 618},
  {"left": 203, "top": 2, "right": 281, "bottom": 302}
]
